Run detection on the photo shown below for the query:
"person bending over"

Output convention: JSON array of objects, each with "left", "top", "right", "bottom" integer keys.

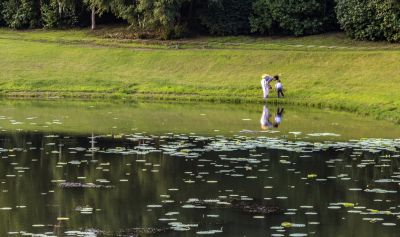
[{"left": 261, "top": 74, "right": 279, "bottom": 99}]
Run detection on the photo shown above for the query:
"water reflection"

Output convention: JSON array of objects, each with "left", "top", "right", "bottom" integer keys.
[
  {"left": 0, "top": 100, "right": 399, "bottom": 139},
  {"left": 273, "top": 108, "right": 284, "bottom": 128},
  {"left": 260, "top": 105, "right": 284, "bottom": 130},
  {"left": 260, "top": 105, "right": 273, "bottom": 130}
]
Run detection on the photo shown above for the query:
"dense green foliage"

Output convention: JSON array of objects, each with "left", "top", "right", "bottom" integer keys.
[
  {"left": 336, "top": 0, "right": 400, "bottom": 42},
  {"left": 40, "top": 0, "right": 85, "bottom": 28},
  {"left": 199, "top": 0, "right": 253, "bottom": 35},
  {"left": 0, "top": 0, "right": 399, "bottom": 41},
  {"left": 130, "top": 0, "right": 191, "bottom": 39},
  {"left": 0, "top": 2, "right": 3, "bottom": 25},
  {"left": 250, "top": 0, "right": 337, "bottom": 36},
  {"left": 1, "top": 0, "right": 41, "bottom": 29}
]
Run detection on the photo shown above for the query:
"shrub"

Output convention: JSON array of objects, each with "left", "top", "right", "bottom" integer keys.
[
  {"left": 40, "top": 0, "right": 79, "bottom": 28},
  {"left": 0, "top": 2, "right": 4, "bottom": 26},
  {"left": 1, "top": 0, "right": 41, "bottom": 29},
  {"left": 250, "top": 0, "right": 337, "bottom": 36},
  {"left": 199, "top": 0, "right": 253, "bottom": 35},
  {"left": 336, "top": 0, "right": 400, "bottom": 42}
]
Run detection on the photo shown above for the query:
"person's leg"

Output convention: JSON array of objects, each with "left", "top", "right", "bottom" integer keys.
[
  {"left": 264, "top": 87, "right": 270, "bottom": 99},
  {"left": 279, "top": 89, "right": 284, "bottom": 98}
]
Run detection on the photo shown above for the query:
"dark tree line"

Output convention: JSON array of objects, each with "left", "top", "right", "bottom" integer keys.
[{"left": 1, "top": 0, "right": 399, "bottom": 42}]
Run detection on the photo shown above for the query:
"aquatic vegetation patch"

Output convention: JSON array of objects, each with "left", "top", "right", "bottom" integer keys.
[
  {"left": 58, "top": 182, "right": 114, "bottom": 189},
  {"left": 0, "top": 132, "right": 400, "bottom": 236}
]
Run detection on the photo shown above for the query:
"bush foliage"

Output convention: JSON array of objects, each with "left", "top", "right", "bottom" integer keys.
[
  {"left": 336, "top": 0, "right": 400, "bottom": 42},
  {"left": 1, "top": 0, "right": 41, "bottom": 29},
  {"left": 250, "top": 0, "right": 337, "bottom": 36},
  {"left": 199, "top": 0, "right": 253, "bottom": 35},
  {"left": 40, "top": 0, "right": 83, "bottom": 28},
  {"left": 0, "top": 0, "right": 399, "bottom": 42}
]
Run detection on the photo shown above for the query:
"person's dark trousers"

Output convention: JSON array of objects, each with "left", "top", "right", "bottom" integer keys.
[{"left": 277, "top": 89, "right": 284, "bottom": 98}]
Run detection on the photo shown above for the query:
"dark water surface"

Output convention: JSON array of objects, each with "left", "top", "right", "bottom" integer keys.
[{"left": 0, "top": 100, "right": 399, "bottom": 237}]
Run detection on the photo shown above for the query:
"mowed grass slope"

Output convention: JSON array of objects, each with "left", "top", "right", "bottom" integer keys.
[{"left": 0, "top": 28, "right": 400, "bottom": 122}]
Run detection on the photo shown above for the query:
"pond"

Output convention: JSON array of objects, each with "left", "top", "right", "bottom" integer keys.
[{"left": 0, "top": 100, "right": 399, "bottom": 237}]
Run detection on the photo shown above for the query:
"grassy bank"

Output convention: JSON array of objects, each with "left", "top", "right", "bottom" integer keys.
[{"left": 1, "top": 28, "right": 400, "bottom": 123}]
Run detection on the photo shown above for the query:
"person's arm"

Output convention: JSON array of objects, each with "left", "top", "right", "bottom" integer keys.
[
  {"left": 269, "top": 77, "right": 275, "bottom": 89},
  {"left": 266, "top": 76, "right": 273, "bottom": 86}
]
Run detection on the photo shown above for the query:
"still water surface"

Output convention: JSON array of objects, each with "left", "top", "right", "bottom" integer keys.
[{"left": 0, "top": 100, "right": 399, "bottom": 237}]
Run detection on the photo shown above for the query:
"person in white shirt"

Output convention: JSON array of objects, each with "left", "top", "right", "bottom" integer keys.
[
  {"left": 275, "top": 79, "right": 284, "bottom": 98},
  {"left": 261, "top": 74, "right": 279, "bottom": 99}
]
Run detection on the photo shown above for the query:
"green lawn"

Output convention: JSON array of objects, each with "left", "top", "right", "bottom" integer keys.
[{"left": 1, "top": 27, "right": 400, "bottom": 123}]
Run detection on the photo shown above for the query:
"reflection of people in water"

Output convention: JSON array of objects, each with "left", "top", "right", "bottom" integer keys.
[
  {"left": 260, "top": 105, "right": 273, "bottom": 130},
  {"left": 273, "top": 108, "right": 284, "bottom": 128}
]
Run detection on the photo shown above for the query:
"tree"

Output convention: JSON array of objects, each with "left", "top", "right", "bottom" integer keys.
[
  {"left": 336, "top": 0, "right": 400, "bottom": 42},
  {"left": 250, "top": 0, "right": 337, "bottom": 36},
  {"left": 40, "top": 0, "right": 82, "bottom": 28},
  {"left": 198, "top": 0, "right": 253, "bottom": 35},
  {"left": 112, "top": 0, "right": 191, "bottom": 39},
  {"left": 0, "top": 2, "right": 4, "bottom": 26},
  {"left": 84, "top": 0, "right": 112, "bottom": 30},
  {"left": 1, "top": 0, "right": 41, "bottom": 29}
]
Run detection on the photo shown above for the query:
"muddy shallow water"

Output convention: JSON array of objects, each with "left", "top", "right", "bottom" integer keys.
[{"left": 0, "top": 100, "right": 399, "bottom": 237}]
